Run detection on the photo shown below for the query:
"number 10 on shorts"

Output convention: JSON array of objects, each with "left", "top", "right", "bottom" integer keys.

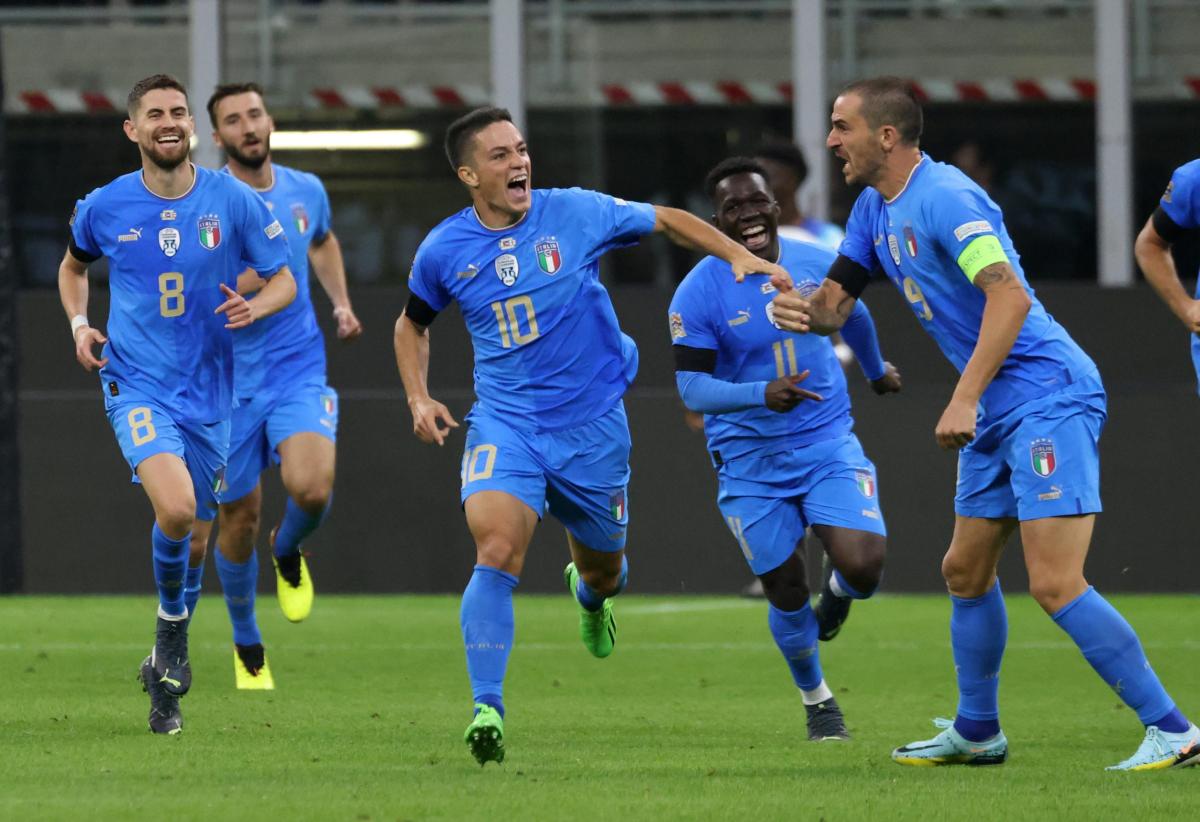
[{"left": 461, "top": 444, "right": 497, "bottom": 487}]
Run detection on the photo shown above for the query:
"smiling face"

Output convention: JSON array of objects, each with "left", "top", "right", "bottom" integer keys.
[
  {"left": 826, "top": 92, "right": 886, "bottom": 188},
  {"left": 459, "top": 120, "right": 531, "bottom": 225},
  {"left": 712, "top": 171, "right": 780, "bottom": 261},
  {"left": 212, "top": 90, "right": 273, "bottom": 170},
  {"left": 124, "top": 88, "right": 193, "bottom": 170}
]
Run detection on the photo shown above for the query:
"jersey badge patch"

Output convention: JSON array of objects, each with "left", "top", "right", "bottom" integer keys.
[
  {"left": 198, "top": 215, "right": 222, "bottom": 250},
  {"left": 499, "top": 237, "right": 516, "bottom": 250},
  {"left": 535, "top": 237, "right": 562, "bottom": 274},
  {"left": 291, "top": 203, "right": 309, "bottom": 234},
  {"left": 887, "top": 234, "right": 901, "bottom": 266},
  {"left": 69, "top": 205, "right": 77, "bottom": 227},
  {"left": 727, "top": 309, "right": 750, "bottom": 327},
  {"left": 1163, "top": 180, "right": 1174, "bottom": 204},
  {"left": 760, "top": 281, "right": 777, "bottom": 295},
  {"left": 855, "top": 470, "right": 876, "bottom": 499},
  {"left": 1030, "top": 438, "right": 1056, "bottom": 477},
  {"left": 669, "top": 312, "right": 687, "bottom": 339},
  {"left": 903, "top": 225, "right": 918, "bottom": 258},
  {"left": 953, "top": 220, "right": 993, "bottom": 242},
  {"left": 159, "top": 227, "right": 181, "bottom": 258},
  {"left": 322, "top": 394, "right": 336, "bottom": 416},
  {"left": 496, "top": 253, "right": 519, "bottom": 286},
  {"left": 160, "top": 209, "right": 176, "bottom": 221},
  {"left": 765, "top": 301, "right": 782, "bottom": 330},
  {"left": 609, "top": 489, "right": 626, "bottom": 520},
  {"left": 265, "top": 220, "right": 284, "bottom": 239}
]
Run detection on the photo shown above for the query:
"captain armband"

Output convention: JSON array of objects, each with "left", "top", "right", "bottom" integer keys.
[{"left": 956, "top": 235, "right": 1009, "bottom": 282}]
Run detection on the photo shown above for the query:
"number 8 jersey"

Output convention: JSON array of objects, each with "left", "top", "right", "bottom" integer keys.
[
  {"left": 69, "top": 166, "right": 291, "bottom": 423},
  {"left": 408, "top": 188, "right": 657, "bottom": 431}
]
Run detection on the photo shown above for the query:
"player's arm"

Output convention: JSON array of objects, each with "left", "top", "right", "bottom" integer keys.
[
  {"left": 216, "top": 265, "right": 297, "bottom": 330},
  {"left": 653, "top": 206, "right": 790, "bottom": 283},
  {"left": 394, "top": 294, "right": 458, "bottom": 446},
  {"left": 674, "top": 345, "right": 821, "bottom": 415},
  {"left": 839, "top": 299, "right": 901, "bottom": 394},
  {"left": 935, "top": 261, "right": 1031, "bottom": 449},
  {"left": 1135, "top": 210, "right": 1200, "bottom": 333},
  {"left": 309, "top": 230, "right": 363, "bottom": 341},
  {"left": 770, "top": 256, "right": 868, "bottom": 336},
  {"left": 58, "top": 247, "right": 108, "bottom": 371}
]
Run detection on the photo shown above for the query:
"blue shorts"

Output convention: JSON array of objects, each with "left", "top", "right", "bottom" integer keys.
[
  {"left": 222, "top": 381, "right": 339, "bottom": 503},
  {"left": 460, "top": 402, "right": 631, "bottom": 551},
  {"left": 106, "top": 390, "right": 229, "bottom": 522},
  {"left": 955, "top": 371, "right": 1106, "bottom": 521},
  {"left": 716, "top": 434, "right": 886, "bottom": 576}
]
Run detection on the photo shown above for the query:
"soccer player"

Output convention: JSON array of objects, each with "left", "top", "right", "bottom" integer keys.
[
  {"left": 768, "top": 76, "right": 1199, "bottom": 770},
  {"left": 753, "top": 141, "right": 845, "bottom": 250},
  {"left": 184, "top": 82, "right": 363, "bottom": 689},
  {"left": 669, "top": 157, "right": 900, "bottom": 740},
  {"left": 394, "top": 107, "right": 790, "bottom": 765},
  {"left": 58, "top": 74, "right": 294, "bottom": 733},
  {"left": 1135, "top": 158, "right": 1200, "bottom": 387}
]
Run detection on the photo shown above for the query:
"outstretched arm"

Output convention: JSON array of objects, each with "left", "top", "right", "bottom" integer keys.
[
  {"left": 934, "top": 262, "right": 1030, "bottom": 449},
  {"left": 310, "top": 231, "right": 363, "bottom": 341},
  {"left": 839, "top": 300, "right": 901, "bottom": 393},
  {"left": 1136, "top": 214, "right": 1200, "bottom": 333},
  {"left": 653, "top": 206, "right": 790, "bottom": 283},
  {"left": 394, "top": 301, "right": 459, "bottom": 446},
  {"left": 216, "top": 266, "right": 297, "bottom": 329}
]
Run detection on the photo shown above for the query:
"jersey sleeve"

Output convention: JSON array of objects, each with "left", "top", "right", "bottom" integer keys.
[
  {"left": 667, "top": 266, "right": 719, "bottom": 351},
  {"left": 407, "top": 241, "right": 452, "bottom": 312},
  {"left": 1160, "top": 161, "right": 1200, "bottom": 230},
  {"left": 568, "top": 188, "right": 658, "bottom": 258},
  {"left": 311, "top": 175, "right": 333, "bottom": 240},
  {"left": 837, "top": 191, "right": 881, "bottom": 272},
  {"left": 68, "top": 192, "right": 102, "bottom": 262},
  {"left": 236, "top": 183, "right": 291, "bottom": 277},
  {"left": 927, "top": 183, "right": 1011, "bottom": 283}
]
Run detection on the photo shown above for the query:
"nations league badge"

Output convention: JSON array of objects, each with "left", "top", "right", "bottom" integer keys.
[
  {"left": 495, "top": 253, "right": 519, "bottom": 286},
  {"left": 198, "top": 214, "right": 222, "bottom": 250},
  {"left": 1030, "top": 438, "right": 1056, "bottom": 478},
  {"left": 158, "top": 227, "right": 181, "bottom": 258}
]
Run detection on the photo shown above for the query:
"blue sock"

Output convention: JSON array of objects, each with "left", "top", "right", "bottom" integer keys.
[
  {"left": 1052, "top": 586, "right": 1184, "bottom": 731},
  {"left": 768, "top": 602, "right": 823, "bottom": 690},
  {"left": 831, "top": 568, "right": 874, "bottom": 600},
  {"left": 274, "top": 494, "right": 331, "bottom": 558},
  {"left": 575, "top": 555, "right": 629, "bottom": 612},
  {"left": 152, "top": 523, "right": 189, "bottom": 618},
  {"left": 951, "top": 580, "right": 1006, "bottom": 742},
  {"left": 461, "top": 564, "right": 518, "bottom": 717},
  {"left": 184, "top": 563, "right": 204, "bottom": 619},
  {"left": 215, "top": 550, "right": 262, "bottom": 647}
]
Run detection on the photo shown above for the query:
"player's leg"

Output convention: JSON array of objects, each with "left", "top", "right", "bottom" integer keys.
[
  {"left": 185, "top": 519, "right": 210, "bottom": 622},
  {"left": 217, "top": 483, "right": 274, "bottom": 688},
  {"left": 268, "top": 384, "right": 339, "bottom": 621}
]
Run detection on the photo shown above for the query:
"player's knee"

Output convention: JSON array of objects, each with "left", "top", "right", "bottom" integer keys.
[
  {"left": 156, "top": 499, "right": 196, "bottom": 538},
  {"left": 224, "top": 505, "right": 260, "bottom": 549},
  {"left": 188, "top": 533, "right": 208, "bottom": 565},
  {"left": 292, "top": 483, "right": 331, "bottom": 516},
  {"left": 760, "top": 558, "right": 810, "bottom": 612},
  {"left": 578, "top": 563, "right": 621, "bottom": 597},
  {"left": 475, "top": 534, "right": 520, "bottom": 569},
  {"left": 941, "top": 551, "right": 990, "bottom": 598},
  {"left": 1028, "top": 574, "right": 1080, "bottom": 614},
  {"left": 836, "top": 545, "right": 885, "bottom": 596}
]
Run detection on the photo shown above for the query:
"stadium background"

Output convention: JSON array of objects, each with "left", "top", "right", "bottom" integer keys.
[{"left": 2, "top": 0, "right": 1198, "bottom": 596}]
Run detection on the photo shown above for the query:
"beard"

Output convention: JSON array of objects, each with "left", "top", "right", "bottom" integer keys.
[
  {"left": 142, "top": 134, "right": 191, "bottom": 171},
  {"left": 223, "top": 136, "right": 270, "bottom": 169}
]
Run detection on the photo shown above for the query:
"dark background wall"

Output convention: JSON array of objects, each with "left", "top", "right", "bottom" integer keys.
[{"left": 17, "top": 281, "right": 1200, "bottom": 595}]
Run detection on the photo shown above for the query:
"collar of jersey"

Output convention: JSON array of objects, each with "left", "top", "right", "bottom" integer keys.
[
  {"left": 883, "top": 153, "right": 927, "bottom": 205},
  {"left": 140, "top": 162, "right": 198, "bottom": 201},
  {"left": 221, "top": 162, "right": 276, "bottom": 193},
  {"left": 471, "top": 199, "right": 531, "bottom": 232}
]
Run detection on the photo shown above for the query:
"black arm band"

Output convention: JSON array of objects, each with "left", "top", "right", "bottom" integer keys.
[
  {"left": 1151, "top": 206, "right": 1185, "bottom": 244},
  {"left": 673, "top": 345, "right": 717, "bottom": 374},
  {"left": 310, "top": 231, "right": 331, "bottom": 248},
  {"left": 68, "top": 238, "right": 100, "bottom": 264},
  {"left": 826, "top": 254, "right": 871, "bottom": 300},
  {"left": 404, "top": 292, "right": 439, "bottom": 327}
]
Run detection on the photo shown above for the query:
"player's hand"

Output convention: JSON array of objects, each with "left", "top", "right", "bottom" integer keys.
[
  {"left": 731, "top": 251, "right": 790, "bottom": 285},
  {"left": 770, "top": 292, "right": 812, "bottom": 333},
  {"left": 764, "top": 371, "right": 823, "bottom": 413},
  {"left": 216, "top": 283, "right": 258, "bottom": 329},
  {"left": 333, "top": 305, "right": 364, "bottom": 342},
  {"left": 409, "top": 395, "right": 459, "bottom": 446},
  {"left": 770, "top": 271, "right": 794, "bottom": 293},
  {"left": 73, "top": 325, "right": 109, "bottom": 371},
  {"left": 870, "top": 362, "right": 902, "bottom": 395},
  {"left": 1181, "top": 299, "right": 1200, "bottom": 334},
  {"left": 935, "top": 396, "right": 977, "bottom": 450}
]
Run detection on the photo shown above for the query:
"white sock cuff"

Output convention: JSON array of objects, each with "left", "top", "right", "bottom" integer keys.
[
  {"left": 157, "top": 605, "right": 189, "bottom": 622},
  {"left": 801, "top": 679, "right": 834, "bottom": 705},
  {"left": 828, "top": 572, "right": 849, "bottom": 599}
]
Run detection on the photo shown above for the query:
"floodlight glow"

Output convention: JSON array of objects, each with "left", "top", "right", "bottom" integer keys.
[{"left": 269, "top": 129, "right": 428, "bottom": 151}]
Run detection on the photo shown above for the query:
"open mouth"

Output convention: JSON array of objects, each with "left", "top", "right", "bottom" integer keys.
[
  {"left": 741, "top": 223, "right": 770, "bottom": 251},
  {"left": 506, "top": 173, "right": 529, "bottom": 199},
  {"left": 155, "top": 132, "right": 183, "bottom": 148}
]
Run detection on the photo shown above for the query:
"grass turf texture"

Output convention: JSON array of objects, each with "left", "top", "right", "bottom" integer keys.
[{"left": 0, "top": 594, "right": 1196, "bottom": 820}]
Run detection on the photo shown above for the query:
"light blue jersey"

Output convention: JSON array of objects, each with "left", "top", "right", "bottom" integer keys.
[
  {"left": 668, "top": 237, "right": 860, "bottom": 463},
  {"left": 839, "top": 154, "right": 1095, "bottom": 420},
  {"left": 70, "top": 165, "right": 290, "bottom": 423},
  {"left": 224, "top": 163, "right": 332, "bottom": 400},
  {"left": 408, "top": 188, "right": 657, "bottom": 432},
  {"left": 1156, "top": 158, "right": 1200, "bottom": 393}
]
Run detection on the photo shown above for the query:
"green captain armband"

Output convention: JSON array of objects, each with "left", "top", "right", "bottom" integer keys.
[{"left": 956, "top": 235, "right": 1009, "bottom": 282}]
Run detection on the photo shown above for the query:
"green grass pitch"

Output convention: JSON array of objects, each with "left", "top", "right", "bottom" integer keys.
[{"left": 0, "top": 593, "right": 1196, "bottom": 820}]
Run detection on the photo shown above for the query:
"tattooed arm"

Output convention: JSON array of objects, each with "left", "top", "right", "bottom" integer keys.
[{"left": 934, "top": 262, "right": 1032, "bottom": 449}]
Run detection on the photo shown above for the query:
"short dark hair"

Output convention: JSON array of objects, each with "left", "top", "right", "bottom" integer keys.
[
  {"left": 841, "top": 76, "right": 923, "bottom": 145},
  {"left": 207, "top": 81, "right": 266, "bottom": 125},
  {"left": 127, "top": 74, "right": 188, "bottom": 117},
  {"left": 752, "top": 142, "right": 809, "bottom": 187},
  {"left": 703, "top": 156, "right": 771, "bottom": 202},
  {"left": 444, "top": 106, "right": 513, "bottom": 170}
]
